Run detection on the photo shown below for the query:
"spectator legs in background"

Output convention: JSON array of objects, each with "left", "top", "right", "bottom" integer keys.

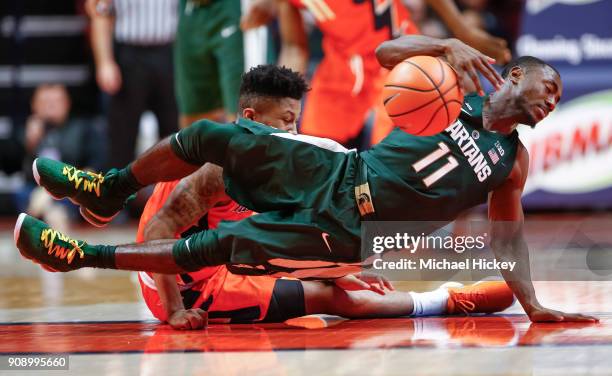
[
  {"left": 107, "top": 45, "right": 149, "bottom": 169},
  {"left": 149, "top": 44, "right": 178, "bottom": 140}
]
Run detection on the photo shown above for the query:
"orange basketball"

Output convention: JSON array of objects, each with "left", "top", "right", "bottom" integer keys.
[{"left": 383, "top": 55, "right": 464, "bottom": 136}]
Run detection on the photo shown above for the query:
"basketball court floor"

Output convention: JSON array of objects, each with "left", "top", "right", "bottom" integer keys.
[{"left": 2, "top": 219, "right": 612, "bottom": 375}]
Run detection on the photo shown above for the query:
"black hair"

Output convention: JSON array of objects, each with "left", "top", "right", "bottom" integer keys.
[
  {"left": 501, "top": 56, "right": 560, "bottom": 79},
  {"left": 238, "top": 65, "right": 309, "bottom": 111}
]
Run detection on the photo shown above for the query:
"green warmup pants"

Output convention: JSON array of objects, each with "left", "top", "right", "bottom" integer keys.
[{"left": 170, "top": 118, "right": 365, "bottom": 277}]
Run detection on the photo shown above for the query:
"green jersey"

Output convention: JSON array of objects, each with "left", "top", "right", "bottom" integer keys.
[{"left": 360, "top": 94, "right": 520, "bottom": 221}]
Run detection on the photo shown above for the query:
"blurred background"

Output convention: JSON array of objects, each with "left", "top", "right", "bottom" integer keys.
[{"left": 0, "top": 0, "right": 610, "bottom": 232}]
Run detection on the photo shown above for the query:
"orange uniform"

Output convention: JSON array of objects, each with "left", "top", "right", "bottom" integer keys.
[
  {"left": 137, "top": 181, "right": 277, "bottom": 323},
  {"left": 294, "top": 0, "right": 419, "bottom": 144}
]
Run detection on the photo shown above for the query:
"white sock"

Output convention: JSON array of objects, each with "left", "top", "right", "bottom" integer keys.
[{"left": 409, "top": 288, "right": 450, "bottom": 316}]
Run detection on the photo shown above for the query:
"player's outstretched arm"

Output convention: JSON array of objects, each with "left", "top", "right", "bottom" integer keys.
[
  {"left": 488, "top": 145, "right": 598, "bottom": 323},
  {"left": 145, "top": 164, "right": 226, "bottom": 330},
  {"left": 375, "top": 35, "right": 504, "bottom": 96},
  {"left": 144, "top": 164, "right": 226, "bottom": 240}
]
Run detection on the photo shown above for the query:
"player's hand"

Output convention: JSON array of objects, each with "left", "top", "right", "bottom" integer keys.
[
  {"left": 334, "top": 273, "right": 395, "bottom": 295},
  {"left": 240, "top": 0, "right": 277, "bottom": 30},
  {"left": 442, "top": 38, "right": 504, "bottom": 96},
  {"left": 459, "top": 28, "right": 512, "bottom": 66},
  {"left": 96, "top": 60, "right": 122, "bottom": 95},
  {"left": 167, "top": 308, "right": 208, "bottom": 330},
  {"left": 527, "top": 306, "right": 599, "bottom": 323}
]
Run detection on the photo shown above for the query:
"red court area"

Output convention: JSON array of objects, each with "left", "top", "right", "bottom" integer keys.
[{"left": 1, "top": 315, "right": 610, "bottom": 354}]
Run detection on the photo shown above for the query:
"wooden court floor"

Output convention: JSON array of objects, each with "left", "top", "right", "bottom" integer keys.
[{"left": 2, "top": 220, "right": 612, "bottom": 375}]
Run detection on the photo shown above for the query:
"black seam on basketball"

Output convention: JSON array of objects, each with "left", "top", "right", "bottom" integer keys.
[
  {"left": 414, "top": 102, "right": 446, "bottom": 135},
  {"left": 388, "top": 82, "right": 458, "bottom": 117},
  {"left": 383, "top": 84, "right": 438, "bottom": 92},
  {"left": 434, "top": 99, "right": 464, "bottom": 134},
  {"left": 403, "top": 59, "right": 449, "bottom": 127},
  {"left": 383, "top": 93, "right": 400, "bottom": 106}
]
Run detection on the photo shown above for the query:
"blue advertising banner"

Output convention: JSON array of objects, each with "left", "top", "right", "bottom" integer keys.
[{"left": 515, "top": 0, "right": 612, "bottom": 209}]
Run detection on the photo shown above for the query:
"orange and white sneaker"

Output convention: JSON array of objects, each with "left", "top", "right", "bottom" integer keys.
[{"left": 443, "top": 281, "right": 515, "bottom": 315}]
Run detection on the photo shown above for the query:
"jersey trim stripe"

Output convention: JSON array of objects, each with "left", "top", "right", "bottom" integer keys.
[{"left": 270, "top": 132, "right": 355, "bottom": 154}]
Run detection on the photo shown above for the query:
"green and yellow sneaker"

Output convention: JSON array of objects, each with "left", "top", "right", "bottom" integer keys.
[
  {"left": 14, "top": 213, "right": 102, "bottom": 272},
  {"left": 33, "top": 158, "right": 131, "bottom": 227}
]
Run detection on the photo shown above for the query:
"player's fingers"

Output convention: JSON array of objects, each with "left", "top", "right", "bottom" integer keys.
[
  {"left": 477, "top": 57, "right": 503, "bottom": 89},
  {"left": 369, "top": 282, "right": 386, "bottom": 295},
  {"left": 185, "top": 313, "right": 202, "bottom": 330},
  {"left": 336, "top": 276, "right": 369, "bottom": 291},
  {"left": 172, "top": 318, "right": 189, "bottom": 330},
  {"left": 194, "top": 308, "right": 208, "bottom": 319},
  {"left": 191, "top": 309, "right": 208, "bottom": 327},
  {"left": 453, "top": 64, "right": 474, "bottom": 95},
  {"left": 473, "top": 60, "right": 500, "bottom": 91},
  {"left": 462, "top": 62, "right": 483, "bottom": 96},
  {"left": 190, "top": 313, "right": 207, "bottom": 329},
  {"left": 383, "top": 278, "right": 395, "bottom": 291},
  {"left": 486, "top": 58, "right": 504, "bottom": 87},
  {"left": 562, "top": 313, "right": 599, "bottom": 323},
  {"left": 354, "top": 279, "right": 371, "bottom": 290}
]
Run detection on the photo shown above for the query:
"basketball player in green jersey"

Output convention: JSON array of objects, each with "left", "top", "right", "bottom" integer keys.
[{"left": 15, "top": 35, "right": 597, "bottom": 323}]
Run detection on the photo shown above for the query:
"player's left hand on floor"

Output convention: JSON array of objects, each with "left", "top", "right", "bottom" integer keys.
[
  {"left": 168, "top": 308, "right": 208, "bottom": 330},
  {"left": 334, "top": 273, "right": 395, "bottom": 295},
  {"left": 527, "top": 307, "right": 599, "bottom": 323}
]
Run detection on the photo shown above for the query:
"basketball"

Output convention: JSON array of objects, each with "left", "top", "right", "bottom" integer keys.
[{"left": 383, "top": 55, "right": 464, "bottom": 136}]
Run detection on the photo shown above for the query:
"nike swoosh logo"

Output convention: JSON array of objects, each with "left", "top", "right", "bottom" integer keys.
[
  {"left": 220, "top": 25, "right": 237, "bottom": 38},
  {"left": 322, "top": 232, "right": 332, "bottom": 253}
]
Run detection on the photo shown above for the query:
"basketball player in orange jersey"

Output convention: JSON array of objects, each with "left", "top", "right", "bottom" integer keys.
[
  {"left": 137, "top": 65, "right": 514, "bottom": 329},
  {"left": 241, "top": 0, "right": 511, "bottom": 147}
]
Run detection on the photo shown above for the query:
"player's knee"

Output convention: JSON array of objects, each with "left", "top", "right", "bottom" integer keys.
[{"left": 172, "top": 230, "right": 228, "bottom": 272}]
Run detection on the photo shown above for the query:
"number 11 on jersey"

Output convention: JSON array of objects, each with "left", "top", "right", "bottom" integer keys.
[{"left": 412, "top": 142, "right": 459, "bottom": 187}]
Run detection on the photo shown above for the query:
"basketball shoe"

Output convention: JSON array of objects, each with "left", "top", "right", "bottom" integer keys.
[
  {"left": 33, "top": 158, "right": 135, "bottom": 226},
  {"left": 14, "top": 213, "right": 114, "bottom": 272},
  {"left": 444, "top": 281, "right": 515, "bottom": 315}
]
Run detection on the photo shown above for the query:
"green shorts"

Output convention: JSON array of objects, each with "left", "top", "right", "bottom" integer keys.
[
  {"left": 170, "top": 119, "right": 366, "bottom": 275},
  {"left": 175, "top": 0, "right": 243, "bottom": 115}
]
